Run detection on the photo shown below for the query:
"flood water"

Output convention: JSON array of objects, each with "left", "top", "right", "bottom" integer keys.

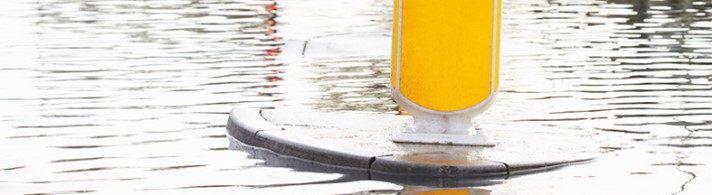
[{"left": 1, "top": 0, "right": 711, "bottom": 194}]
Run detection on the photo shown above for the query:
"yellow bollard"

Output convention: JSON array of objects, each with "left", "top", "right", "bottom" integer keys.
[{"left": 391, "top": 0, "right": 501, "bottom": 146}]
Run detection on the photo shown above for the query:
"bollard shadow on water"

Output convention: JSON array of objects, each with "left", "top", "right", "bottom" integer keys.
[{"left": 228, "top": 137, "right": 505, "bottom": 188}]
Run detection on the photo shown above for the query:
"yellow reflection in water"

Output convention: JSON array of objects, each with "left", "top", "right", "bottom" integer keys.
[
  {"left": 415, "top": 189, "right": 470, "bottom": 195},
  {"left": 401, "top": 186, "right": 492, "bottom": 195}
]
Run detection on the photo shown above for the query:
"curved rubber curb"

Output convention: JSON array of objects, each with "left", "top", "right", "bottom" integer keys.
[{"left": 226, "top": 108, "right": 596, "bottom": 178}]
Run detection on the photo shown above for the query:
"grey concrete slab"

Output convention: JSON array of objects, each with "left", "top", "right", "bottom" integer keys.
[
  {"left": 255, "top": 130, "right": 374, "bottom": 169},
  {"left": 370, "top": 153, "right": 508, "bottom": 177},
  {"left": 229, "top": 136, "right": 505, "bottom": 187},
  {"left": 226, "top": 108, "right": 280, "bottom": 147},
  {"left": 226, "top": 108, "right": 601, "bottom": 178},
  {"left": 506, "top": 159, "right": 595, "bottom": 175}
]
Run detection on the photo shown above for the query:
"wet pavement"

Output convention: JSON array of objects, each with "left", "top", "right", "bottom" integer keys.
[{"left": 1, "top": 0, "right": 711, "bottom": 194}]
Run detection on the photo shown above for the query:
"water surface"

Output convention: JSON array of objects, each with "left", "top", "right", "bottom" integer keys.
[{"left": 1, "top": 0, "right": 710, "bottom": 194}]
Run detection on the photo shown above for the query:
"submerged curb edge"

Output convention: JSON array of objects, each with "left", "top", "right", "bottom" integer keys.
[{"left": 226, "top": 108, "right": 595, "bottom": 178}]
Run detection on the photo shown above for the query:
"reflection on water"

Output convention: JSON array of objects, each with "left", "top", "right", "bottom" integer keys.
[
  {"left": 493, "top": 0, "right": 712, "bottom": 141},
  {"left": 0, "top": 0, "right": 710, "bottom": 194}
]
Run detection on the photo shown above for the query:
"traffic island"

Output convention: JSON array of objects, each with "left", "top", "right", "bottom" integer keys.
[
  {"left": 227, "top": 108, "right": 600, "bottom": 183},
  {"left": 228, "top": 1, "right": 600, "bottom": 184}
]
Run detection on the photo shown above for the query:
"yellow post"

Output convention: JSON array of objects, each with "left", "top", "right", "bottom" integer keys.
[{"left": 391, "top": 0, "right": 501, "bottom": 146}]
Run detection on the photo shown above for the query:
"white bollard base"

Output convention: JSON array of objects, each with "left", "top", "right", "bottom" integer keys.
[
  {"left": 389, "top": 90, "right": 498, "bottom": 147},
  {"left": 391, "top": 126, "right": 495, "bottom": 146}
]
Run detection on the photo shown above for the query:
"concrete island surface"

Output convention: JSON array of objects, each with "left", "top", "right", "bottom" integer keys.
[
  {"left": 227, "top": 31, "right": 600, "bottom": 186},
  {"left": 227, "top": 108, "right": 600, "bottom": 186}
]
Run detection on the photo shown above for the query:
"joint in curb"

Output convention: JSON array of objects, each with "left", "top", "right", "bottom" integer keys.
[{"left": 227, "top": 108, "right": 599, "bottom": 180}]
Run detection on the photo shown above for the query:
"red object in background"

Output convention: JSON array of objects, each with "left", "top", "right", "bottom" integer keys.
[
  {"left": 262, "top": 2, "right": 280, "bottom": 92},
  {"left": 266, "top": 48, "right": 279, "bottom": 56},
  {"left": 267, "top": 76, "right": 281, "bottom": 82}
]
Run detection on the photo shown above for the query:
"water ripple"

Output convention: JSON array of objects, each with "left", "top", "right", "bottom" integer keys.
[{"left": 1, "top": 0, "right": 711, "bottom": 194}]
